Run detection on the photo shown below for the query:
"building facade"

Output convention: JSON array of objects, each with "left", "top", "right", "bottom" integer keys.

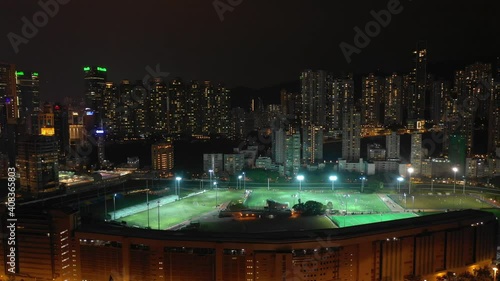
[{"left": 1, "top": 209, "right": 495, "bottom": 281}]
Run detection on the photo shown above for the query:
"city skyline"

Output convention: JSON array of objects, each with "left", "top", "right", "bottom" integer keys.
[{"left": 1, "top": 0, "right": 499, "bottom": 101}]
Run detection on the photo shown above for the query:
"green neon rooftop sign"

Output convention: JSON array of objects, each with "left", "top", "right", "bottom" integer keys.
[
  {"left": 83, "top": 66, "right": 106, "bottom": 72},
  {"left": 16, "top": 71, "right": 24, "bottom": 76},
  {"left": 33, "top": 72, "right": 39, "bottom": 76}
]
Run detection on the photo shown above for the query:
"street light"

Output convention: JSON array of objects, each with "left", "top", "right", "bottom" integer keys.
[
  {"left": 493, "top": 267, "right": 498, "bottom": 281},
  {"left": 329, "top": 175, "right": 338, "bottom": 192},
  {"left": 242, "top": 172, "right": 246, "bottom": 190},
  {"left": 175, "top": 177, "right": 182, "bottom": 196},
  {"left": 397, "top": 177, "right": 404, "bottom": 193},
  {"left": 452, "top": 167, "right": 458, "bottom": 194},
  {"left": 431, "top": 179, "right": 434, "bottom": 193},
  {"left": 238, "top": 175, "right": 242, "bottom": 189},
  {"left": 297, "top": 175, "right": 304, "bottom": 201},
  {"left": 407, "top": 167, "right": 414, "bottom": 195},
  {"left": 360, "top": 176, "right": 366, "bottom": 193}
]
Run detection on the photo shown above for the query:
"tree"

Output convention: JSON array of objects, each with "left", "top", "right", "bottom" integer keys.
[
  {"left": 293, "top": 200, "right": 326, "bottom": 216},
  {"left": 474, "top": 266, "right": 493, "bottom": 281}
]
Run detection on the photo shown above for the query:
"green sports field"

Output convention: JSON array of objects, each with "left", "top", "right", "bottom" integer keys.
[
  {"left": 388, "top": 194, "right": 492, "bottom": 210},
  {"left": 245, "top": 190, "right": 391, "bottom": 213},
  {"left": 331, "top": 212, "right": 418, "bottom": 227},
  {"left": 120, "top": 190, "right": 245, "bottom": 229}
]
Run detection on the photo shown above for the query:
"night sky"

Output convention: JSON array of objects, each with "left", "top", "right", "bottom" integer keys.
[{"left": 1, "top": 0, "right": 499, "bottom": 102}]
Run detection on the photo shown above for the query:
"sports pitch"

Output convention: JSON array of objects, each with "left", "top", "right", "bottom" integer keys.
[
  {"left": 245, "top": 190, "right": 391, "bottom": 213},
  {"left": 331, "top": 213, "right": 418, "bottom": 227},
  {"left": 117, "top": 188, "right": 497, "bottom": 230},
  {"left": 388, "top": 193, "right": 493, "bottom": 210},
  {"left": 120, "top": 190, "right": 245, "bottom": 229}
]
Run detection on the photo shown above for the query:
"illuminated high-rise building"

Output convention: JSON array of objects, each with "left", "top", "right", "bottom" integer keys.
[
  {"left": 410, "top": 133, "right": 423, "bottom": 175},
  {"left": 386, "top": 131, "right": 400, "bottom": 159},
  {"left": 230, "top": 107, "right": 246, "bottom": 140},
  {"left": 326, "top": 74, "right": 354, "bottom": 135},
  {"left": 102, "top": 81, "right": 118, "bottom": 135},
  {"left": 83, "top": 66, "right": 107, "bottom": 126},
  {"left": 53, "top": 103, "right": 69, "bottom": 159},
  {"left": 168, "top": 78, "right": 186, "bottom": 134},
  {"left": 342, "top": 109, "right": 361, "bottom": 162},
  {"left": 148, "top": 78, "right": 169, "bottom": 134},
  {"left": 362, "top": 73, "right": 384, "bottom": 126},
  {"left": 488, "top": 82, "right": 500, "bottom": 155},
  {"left": 0, "top": 62, "right": 18, "bottom": 165},
  {"left": 430, "top": 80, "right": 451, "bottom": 124},
  {"left": 131, "top": 80, "right": 147, "bottom": 138},
  {"left": 284, "top": 132, "right": 301, "bottom": 176},
  {"left": 116, "top": 80, "right": 134, "bottom": 138},
  {"left": 384, "top": 73, "right": 403, "bottom": 126},
  {"left": 152, "top": 140, "right": 174, "bottom": 177},
  {"left": 408, "top": 41, "right": 427, "bottom": 121},
  {"left": 453, "top": 62, "right": 492, "bottom": 156},
  {"left": 213, "top": 83, "right": 231, "bottom": 135},
  {"left": 185, "top": 80, "right": 202, "bottom": 135},
  {"left": 272, "top": 128, "right": 286, "bottom": 164},
  {"left": 300, "top": 70, "right": 327, "bottom": 128},
  {"left": 200, "top": 81, "right": 231, "bottom": 136},
  {"left": 16, "top": 70, "right": 40, "bottom": 134},
  {"left": 17, "top": 135, "right": 59, "bottom": 194},
  {"left": 300, "top": 70, "right": 328, "bottom": 163},
  {"left": 37, "top": 102, "right": 55, "bottom": 136},
  {"left": 302, "top": 125, "right": 323, "bottom": 163}
]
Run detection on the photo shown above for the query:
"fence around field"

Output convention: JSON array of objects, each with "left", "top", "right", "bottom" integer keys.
[
  {"left": 109, "top": 195, "right": 179, "bottom": 220},
  {"left": 108, "top": 190, "right": 210, "bottom": 220}
]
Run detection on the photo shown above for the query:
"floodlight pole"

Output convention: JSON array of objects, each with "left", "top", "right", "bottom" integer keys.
[{"left": 157, "top": 201, "right": 160, "bottom": 230}]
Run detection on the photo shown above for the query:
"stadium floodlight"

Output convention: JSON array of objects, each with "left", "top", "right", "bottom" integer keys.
[
  {"left": 360, "top": 176, "right": 366, "bottom": 193},
  {"left": 297, "top": 175, "right": 304, "bottom": 200},
  {"left": 176, "top": 177, "right": 182, "bottom": 196},
  {"left": 214, "top": 181, "right": 218, "bottom": 206},
  {"left": 157, "top": 201, "right": 161, "bottom": 230},
  {"left": 452, "top": 167, "right": 458, "bottom": 193},
  {"left": 397, "top": 177, "right": 404, "bottom": 192},
  {"left": 113, "top": 194, "right": 117, "bottom": 220},
  {"left": 208, "top": 170, "right": 214, "bottom": 192},
  {"left": 407, "top": 167, "right": 414, "bottom": 195},
  {"left": 329, "top": 175, "right": 338, "bottom": 191}
]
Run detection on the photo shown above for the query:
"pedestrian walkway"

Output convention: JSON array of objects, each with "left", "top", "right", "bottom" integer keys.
[{"left": 378, "top": 194, "right": 405, "bottom": 212}]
